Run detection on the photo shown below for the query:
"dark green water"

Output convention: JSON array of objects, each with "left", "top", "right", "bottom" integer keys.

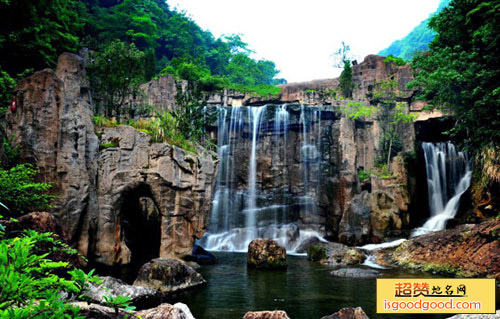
[{"left": 172, "top": 252, "right": 499, "bottom": 319}]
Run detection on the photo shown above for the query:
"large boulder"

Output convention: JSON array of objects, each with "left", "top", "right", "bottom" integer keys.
[
  {"left": 247, "top": 239, "right": 287, "bottom": 270},
  {"left": 137, "top": 303, "right": 195, "bottom": 319},
  {"left": 243, "top": 311, "right": 290, "bottom": 319},
  {"left": 133, "top": 258, "right": 205, "bottom": 294},
  {"left": 320, "top": 307, "right": 369, "bottom": 319},
  {"left": 307, "top": 242, "right": 365, "bottom": 266},
  {"left": 86, "top": 276, "right": 160, "bottom": 309},
  {"left": 72, "top": 302, "right": 194, "bottom": 319}
]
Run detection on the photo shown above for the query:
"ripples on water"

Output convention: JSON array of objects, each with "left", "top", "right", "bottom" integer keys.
[{"left": 172, "top": 252, "right": 486, "bottom": 319}]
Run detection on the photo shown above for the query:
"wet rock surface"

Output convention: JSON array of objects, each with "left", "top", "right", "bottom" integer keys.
[
  {"left": 247, "top": 239, "right": 287, "bottom": 269},
  {"left": 320, "top": 307, "right": 369, "bottom": 319},
  {"left": 243, "top": 311, "right": 291, "bottom": 319},
  {"left": 307, "top": 242, "right": 365, "bottom": 266},
  {"left": 133, "top": 258, "right": 206, "bottom": 294},
  {"left": 87, "top": 276, "right": 160, "bottom": 309},
  {"left": 330, "top": 268, "right": 380, "bottom": 278},
  {"left": 387, "top": 220, "right": 500, "bottom": 279},
  {"left": 73, "top": 302, "right": 194, "bottom": 319}
]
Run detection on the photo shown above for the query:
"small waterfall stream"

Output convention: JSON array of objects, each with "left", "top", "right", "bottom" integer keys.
[
  {"left": 360, "top": 141, "right": 472, "bottom": 267},
  {"left": 412, "top": 142, "right": 472, "bottom": 236}
]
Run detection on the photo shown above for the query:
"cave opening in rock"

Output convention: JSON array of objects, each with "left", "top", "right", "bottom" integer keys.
[{"left": 120, "top": 183, "right": 161, "bottom": 281}]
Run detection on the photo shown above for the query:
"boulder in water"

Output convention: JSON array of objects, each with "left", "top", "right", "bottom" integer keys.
[
  {"left": 247, "top": 239, "right": 287, "bottom": 270},
  {"left": 307, "top": 242, "right": 365, "bottom": 266},
  {"left": 137, "top": 303, "right": 195, "bottom": 319},
  {"left": 184, "top": 244, "right": 218, "bottom": 265},
  {"left": 330, "top": 268, "right": 380, "bottom": 278},
  {"left": 320, "top": 307, "right": 369, "bottom": 319},
  {"left": 133, "top": 258, "right": 205, "bottom": 293},
  {"left": 294, "top": 236, "right": 321, "bottom": 254},
  {"left": 243, "top": 310, "right": 290, "bottom": 319}
]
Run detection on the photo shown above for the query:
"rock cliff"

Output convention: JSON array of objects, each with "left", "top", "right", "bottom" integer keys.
[{"left": 6, "top": 53, "right": 217, "bottom": 268}]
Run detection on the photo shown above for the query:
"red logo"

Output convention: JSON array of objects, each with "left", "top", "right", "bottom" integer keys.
[{"left": 10, "top": 99, "right": 17, "bottom": 112}]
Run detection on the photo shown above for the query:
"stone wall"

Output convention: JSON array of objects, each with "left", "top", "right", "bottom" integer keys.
[{"left": 6, "top": 53, "right": 217, "bottom": 267}]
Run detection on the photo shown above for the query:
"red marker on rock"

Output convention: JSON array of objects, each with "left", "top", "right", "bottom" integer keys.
[{"left": 10, "top": 99, "right": 17, "bottom": 112}]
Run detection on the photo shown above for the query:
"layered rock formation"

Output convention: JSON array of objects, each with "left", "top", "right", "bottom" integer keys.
[
  {"left": 6, "top": 53, "right": 217, "bottom": 269},
  {"left": 386, "top": 219, "right": 500, "bottom": 279}
]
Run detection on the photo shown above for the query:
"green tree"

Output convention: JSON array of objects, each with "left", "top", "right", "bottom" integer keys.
[
  {"left": 0, "top": 0, "right": 82, "bottom": 109},
  {"left": 333, "top": 42, "right": 354, "bottom": 98},
  {"left": 88, "top": 40, "right": 145, "bottom": 122},
  {"left": 340, "top": 61, "right": 354, "bottom": 98},
  {"left": 408, "top": 0, "right": 500, "bottom": 153}
]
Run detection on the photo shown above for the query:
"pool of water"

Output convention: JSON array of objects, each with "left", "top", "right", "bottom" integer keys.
[{"left": 172, "top": 252, "right": 496, "bottom": 319}]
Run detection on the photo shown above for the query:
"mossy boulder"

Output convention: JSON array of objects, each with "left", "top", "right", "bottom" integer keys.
[
  {"left": 247, "top": 239, "right": 287, "bottom": 270},
  {"left": 307, "top": 242, "right": 365, "bottom": 266}
]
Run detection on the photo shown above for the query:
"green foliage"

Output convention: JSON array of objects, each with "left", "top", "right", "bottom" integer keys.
[
  {"left": 81, "top": 1, "right": 284, "bottom": 85},
  {"left": 358, "top": 170, "right": 371, "bottom": 181},
  {"left": 99, "top": 142, "right": 119, "bottom": 150},
  {"left": 341, "top": 101, "right": 376, "bottom": 120},
  {"left": 340, "top": 61, "right": 354, "bottom": 98},
  {"left": 379, "top": 0, "right": 452, "bottom": 60},
  {"left": 0, "top": 0, "right": 82, "bottom": 75},
  {"left": 383, "top": 55, "right": 408, "bottom": 66},
  {"left": 102, "top": 295, "right": 136, "bottom": 314},
  {"left": 0, "top": 164, "right": 55, "bottom": 216},
  {"left": 0, "top": 135, "right": 20, "bottom": 169},
  {"left": 307, "top": 245, "right": 327, "bottom": 262},
  {"left": 0, "top": 229, "right": 100, "bottom": 319},
  {"left": 227, "top": 83, "right": 282, "bottom": 98},
  {"left": 127, "top": 115, "right": 197, "bottom": 153},
  {"left": 88, "top": 40, "right": 145, "bottom": 122},
  {"left": 93, "top": 115, "right": 118, "bottom": 128},
  {"left": 408, "top": 0, "right": 500, "bottom": 153}
]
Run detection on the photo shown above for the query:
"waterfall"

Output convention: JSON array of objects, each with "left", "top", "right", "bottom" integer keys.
[
  {"left": 245, "top": 106, "right": 266, "bottom": 245},
  {"left": 412, "top": 142, "right": 471, "bottom": 236},
  {"left": 200, "top": 105, "right": 326, "bottom": 253},
  {"left": 359, "top": 142, "right": 471, "bottom": 268}
]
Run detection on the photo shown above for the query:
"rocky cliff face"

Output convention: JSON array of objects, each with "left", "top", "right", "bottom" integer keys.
[
  {"left": 6, "top": 53, "right": 217, "bottom": 268},
  {"left": 205, "top": 104, "right": 414, "bottom": 244}
]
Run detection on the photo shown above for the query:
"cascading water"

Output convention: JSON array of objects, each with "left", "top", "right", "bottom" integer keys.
[
  {"left": 245, "top": 106, "right": 266, "bottom": 244},
  {"left": 412, "top": 142, "right": 472, "bottom": 236},
  {"left": 200, "top": 105, "right": 327, "bottom": 252},
  {"left": 360, "top": 141, "right": 472, "bottom": 268}
]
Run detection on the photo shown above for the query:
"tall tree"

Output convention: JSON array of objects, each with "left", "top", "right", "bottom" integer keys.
[{"left": 88, "top": 40, "right": 145, "bottom": 122}]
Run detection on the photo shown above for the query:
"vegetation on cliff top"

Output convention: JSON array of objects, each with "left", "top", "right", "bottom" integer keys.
[
  {"left": 409, "top": 0, "right": 500, "bottom": 154},
  {"left": 0, "top": 0, "right": 284, "bottom": 113}
]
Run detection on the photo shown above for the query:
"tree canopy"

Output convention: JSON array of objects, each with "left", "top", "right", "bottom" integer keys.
[
  {"left": 0, "top": 0, "right": 285, "bottom": 109},
  {"left": 409, "top": 0, "right": 500, "bottom": 153}
]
